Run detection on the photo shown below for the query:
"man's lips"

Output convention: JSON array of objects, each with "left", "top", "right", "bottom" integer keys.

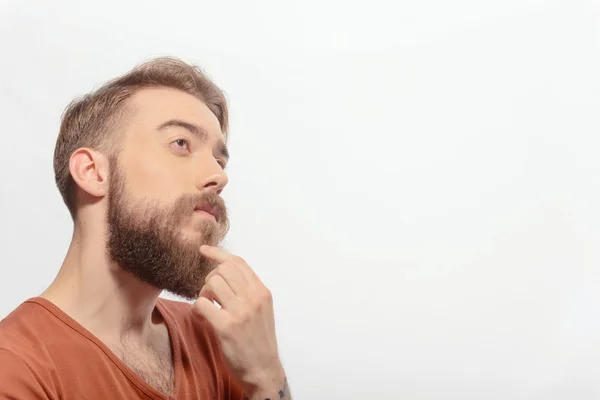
[{"left": 194, "top": 205, "right": 218, "bottom": 220}]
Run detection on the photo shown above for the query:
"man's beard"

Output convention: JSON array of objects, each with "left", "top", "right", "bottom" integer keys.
[{"left": 106, "top": 163, "right": 229, "bottom": 300}]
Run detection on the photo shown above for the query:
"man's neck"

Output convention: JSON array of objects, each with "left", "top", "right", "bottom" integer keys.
[{"left": 41, "top": 227, "right": 163, "bottom": 344}]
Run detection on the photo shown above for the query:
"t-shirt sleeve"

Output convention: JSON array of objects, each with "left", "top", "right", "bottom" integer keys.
[{"left": 0, "top": 349, "right": 55, "bottom": 399}]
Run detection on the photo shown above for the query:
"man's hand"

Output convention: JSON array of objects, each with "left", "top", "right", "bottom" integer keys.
[{"left": 192, "top": 245, "right": 291, "bottom": 399}]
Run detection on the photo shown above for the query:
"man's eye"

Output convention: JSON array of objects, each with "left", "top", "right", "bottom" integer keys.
[{"left": 172, "top": 139, "right": 189, "bottom": 150}]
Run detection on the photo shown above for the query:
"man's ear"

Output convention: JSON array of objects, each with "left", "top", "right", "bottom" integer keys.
[{"left": 69, "top": 148, "right": 110, "bottom": 198}]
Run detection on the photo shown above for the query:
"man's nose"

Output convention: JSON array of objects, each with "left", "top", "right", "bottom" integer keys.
[{"left": 195, "top": 157, "right": 229, "bottom": 195}]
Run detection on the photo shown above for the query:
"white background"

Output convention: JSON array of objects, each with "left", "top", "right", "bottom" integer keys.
[{"left": 1, "top": 0, "right": 599, "bottom": 398}]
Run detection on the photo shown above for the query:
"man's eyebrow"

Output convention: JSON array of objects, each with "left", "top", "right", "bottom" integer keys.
[{"left": 157, "top": 119, "right": 229, "bottom": 159}]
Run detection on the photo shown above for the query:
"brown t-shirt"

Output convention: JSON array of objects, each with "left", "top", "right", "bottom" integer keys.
[{"left": 0, "top": 297, "right": 246, "bottom": 400}]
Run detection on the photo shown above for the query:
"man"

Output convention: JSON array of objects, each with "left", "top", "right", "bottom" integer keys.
[{"left": 0, "top": 57, "right": 291, "bottom": 400}]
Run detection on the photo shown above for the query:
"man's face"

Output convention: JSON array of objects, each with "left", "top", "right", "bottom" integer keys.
[{"left": 105, "top": 87, "right": 230, "bottom": 300}]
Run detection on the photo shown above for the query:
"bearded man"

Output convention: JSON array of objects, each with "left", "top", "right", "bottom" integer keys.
[{"left": 0, "top": 57, "right": 290, "bottom": 400}]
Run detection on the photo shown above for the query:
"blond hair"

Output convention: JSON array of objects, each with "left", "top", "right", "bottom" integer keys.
[{"left": 53, "top": 57, "right": 228, "bottom": 218}]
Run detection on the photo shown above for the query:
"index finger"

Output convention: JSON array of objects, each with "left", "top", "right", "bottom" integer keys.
[
  {"left": 200, "top": 245, "right": 238, "bottom": 263},
  {"left": 200, "top": 245, "right": 260, "bottom": 282}
]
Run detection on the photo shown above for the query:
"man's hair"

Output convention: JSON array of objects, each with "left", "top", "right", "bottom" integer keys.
[{"left": 53, "top": 57, "right": 229, "bottom": 219}]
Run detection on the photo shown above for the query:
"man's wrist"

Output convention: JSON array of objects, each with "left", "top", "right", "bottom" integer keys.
[
  {"left": 243, "top": 362, "right": 290, "bottom": 399},
  {"left": 255, "top": 364, "right": 285, "bottom": 391}
]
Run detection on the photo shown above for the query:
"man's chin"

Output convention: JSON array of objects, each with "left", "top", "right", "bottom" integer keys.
[{"left": 180, "top": 226, "right": 221, "bottom": 246}]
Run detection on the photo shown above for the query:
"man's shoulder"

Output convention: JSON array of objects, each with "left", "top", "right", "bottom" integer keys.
[
  {"left": 0, "top": 297, "right": 88, "bottom": 364},
  {"left": 157, "top": 296, "right": 193, "bottom": 312},
  {"left": 156, "top": 296, "right": 195, "bottom": 326},
  {"left": 0, "top": 299, "right": 61, "bottom": 397},
  {"left": 157, "top": 296, "right": 222, "bottom": 350},
  {"left": 157, "top": 296, "right": 206, "bottom": 331},
  {"left": 0, "top": 299, "right": 50, "bottom": 352}
]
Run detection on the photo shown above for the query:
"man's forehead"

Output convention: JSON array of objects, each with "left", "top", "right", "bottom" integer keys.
[{"left": 125, "top": 87, "right": 222, "bottom": 134}]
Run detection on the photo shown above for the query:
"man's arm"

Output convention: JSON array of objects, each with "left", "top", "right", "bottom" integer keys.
[{"left": 192, "top": 245, "right": 292, "bottom": 400}]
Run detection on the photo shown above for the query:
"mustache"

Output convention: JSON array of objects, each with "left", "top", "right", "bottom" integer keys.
[{"left": 174, "top": 192, "right": 228, "bottom": 224}]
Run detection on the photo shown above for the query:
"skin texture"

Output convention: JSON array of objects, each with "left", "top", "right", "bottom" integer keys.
[{"left": 41, "top": 87, "right": 290, "bottom": 399}]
